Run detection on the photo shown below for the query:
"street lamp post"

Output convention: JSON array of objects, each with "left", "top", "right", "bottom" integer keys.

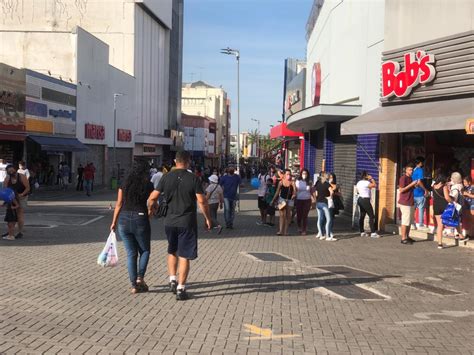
[
  {"left": 220, "top": 47, "right": 240, "bottom": 172},
  {"left": 113, "top": 93, "right": 124, "bottom": 180}
]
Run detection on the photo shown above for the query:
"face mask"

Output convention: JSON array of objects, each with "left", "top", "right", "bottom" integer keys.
[
  {"left": 286, "top": 176, "right": 291, "bottom": 181},
  {"left": 302, "top": 174, "right": 307, "bottom": 179},
  {"left": 329, "top": 179, "right": 333, "bottom": 183}
]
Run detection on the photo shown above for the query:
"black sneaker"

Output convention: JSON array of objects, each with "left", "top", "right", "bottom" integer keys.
[
  {"left": 401, "top": 239, "right": 413, "bottom": 245},
  {"left": 406, "top": 237, "right": 416, "bottom": 243},
  {"left": 15, "top": 232, "right": 23, "bottom": 239},
  {"left": 176, "top": 288, "right": 189, "bottom": 301},
  {"left": 169, "top": 280, "right": 177, "bottom": 294},
  {"left": 1, "top": 232, "right": 8, "bottom": 238}
]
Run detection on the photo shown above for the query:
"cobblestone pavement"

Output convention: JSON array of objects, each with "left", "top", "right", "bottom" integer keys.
[{"left": 0, "top": 188, "right": 473, "bottom": 354}]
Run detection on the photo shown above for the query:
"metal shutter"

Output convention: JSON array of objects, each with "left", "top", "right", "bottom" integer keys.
[{"left": 333, "top": 134, "right": 357, "bottom": 216}]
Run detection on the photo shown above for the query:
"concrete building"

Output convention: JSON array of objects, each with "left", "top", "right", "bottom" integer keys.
[
  {"left": 285, "top": 0, "right": 385, "bottom": 217},
  {"left": 182, "top": 81, "right": 230, "bottom": 166},
  {"left": 0, "top": 0, "right": 182, "bottom": 180}
]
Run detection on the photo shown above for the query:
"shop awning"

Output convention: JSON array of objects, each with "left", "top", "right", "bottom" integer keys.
[
  {"left": 29, "top": 135, "right": 88, "bottom": 152},
  {"left": 287, "top": 104, "right": 362, "bottom": 132},
  {"left": 270, "top": 123, "right": 303, "bottom": 139},
  {"left": 341, "top": 98, "right": 474, "bottom": 135}
]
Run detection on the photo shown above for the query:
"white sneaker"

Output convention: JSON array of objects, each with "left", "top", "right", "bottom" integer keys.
[
  {"left": 326, "top": 237, "right": 337, "bottom": 241},
  {"left": 429, "top": 226, "right": 436, "bottom": 234},
  {"left": 360, "top": 232, "right": 369, "bottom": 237},
  {"left": 411, "top": 224, "right": 417, "bottom": 230},
  {"left": 316, "top": 233, "right": 322, "bottom": 239},
  {"left": 319, "top": 235, "right": 326, "bottom": 240},
  {"left": 370, "top": 233, "right": 381, "bottom": 238}
]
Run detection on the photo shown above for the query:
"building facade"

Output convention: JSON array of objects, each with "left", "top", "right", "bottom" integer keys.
[
  {"left": 0, "top": 0, "right": 182, "bottom": 182},
  {"left": 285, "top": 0, "right": 385, "bottom": 217},
  {"left": 341, "top": 0, "right": 474, "bottom": 231},
  {"left": 182, "top": 81, "right": 230, "bottom": 166}
]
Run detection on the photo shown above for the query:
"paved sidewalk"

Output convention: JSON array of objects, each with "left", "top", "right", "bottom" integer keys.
[{"left": 0, "top": 189, "right": 473, "bottom": 354}]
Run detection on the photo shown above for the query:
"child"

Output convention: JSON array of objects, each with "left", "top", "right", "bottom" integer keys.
[
  {"left": 265, "top": 177, "right": 276, "bottom": 227},
  {"left": 3, "top": 193, "right": 19, "bottom": 240}
]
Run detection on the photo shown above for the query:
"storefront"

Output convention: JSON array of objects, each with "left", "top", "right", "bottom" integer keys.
[
  {"left": 0, "top": 64, "right": 26, "bottom": 164},
  {"left": 270, "top": 122, "right": 304, "bottom": 173},
  {"left": 341, "top": 30, "right": 474, "bottom": 229}
]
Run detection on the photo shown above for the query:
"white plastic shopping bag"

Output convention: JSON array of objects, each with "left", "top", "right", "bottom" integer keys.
[{"left": 97, "top": 231, "right": 119, "bottom": 267}]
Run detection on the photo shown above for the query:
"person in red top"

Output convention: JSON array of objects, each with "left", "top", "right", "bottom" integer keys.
[
  {"left": 398, "top": 162, "right": 421, "bottom": 244},
  {"left": 83, "top": 163, "right": 94, "bottom": 196}
]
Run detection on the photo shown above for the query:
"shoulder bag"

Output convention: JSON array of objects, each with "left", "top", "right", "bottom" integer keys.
[{"left": 155, "top": 173, "right": 182, "bottom": 218}]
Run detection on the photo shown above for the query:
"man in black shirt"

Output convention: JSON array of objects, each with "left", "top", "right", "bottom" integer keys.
[{"left": 148, "top": 151, "right": 212, "bottom": 300}]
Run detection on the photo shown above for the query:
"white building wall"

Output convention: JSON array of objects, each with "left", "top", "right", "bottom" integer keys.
[{"left": 305, "top": 0, "right": 385, "bottom": 113}]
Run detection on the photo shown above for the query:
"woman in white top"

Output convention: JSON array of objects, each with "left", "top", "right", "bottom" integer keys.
[
  {"left": 205, "top": 174, "right": 224, "bottom": 234},
  {"left": 356, "top": 171, "right": 379, "bottom": 238},
  {"left": 295, "top": 169, "right": 312, "bottom": 235}
]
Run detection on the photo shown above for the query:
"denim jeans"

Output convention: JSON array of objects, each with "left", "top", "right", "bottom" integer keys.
[
  {"left": 316, "top": 202, "right": 332, "bottom": 237},
  {"left": 84, "top": 179, "right": 92, "bottom": 195},
  {"left": 117, "top": 211, "right": 151, "bottom": 287},
  {"left": 224, "top": 198, "right": 236, "bottom": 227},
  {"left": 414, "top": 196, "right": 426, "bottom": 225}
]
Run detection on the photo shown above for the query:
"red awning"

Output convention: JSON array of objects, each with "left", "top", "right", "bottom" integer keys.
[{"left": 270, "top": 123, "right": 303, "bottom": 139}]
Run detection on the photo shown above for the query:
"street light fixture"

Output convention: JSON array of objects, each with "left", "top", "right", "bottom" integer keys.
[
  {"left": 220, "top": 47, "right": 240, "bottom": 172},
  {"left": 113, "top": 93, "right": 125, "bottom": 181}
]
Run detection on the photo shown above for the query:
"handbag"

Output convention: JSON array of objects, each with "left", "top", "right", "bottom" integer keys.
[
  {"left": 97, "top": 231, "right": 119, "bottom": 267},
  {"left": 155, "top": 173, "right": 182, "bottom": 218},
  {"left": 277, "top": 197, "right": 287, "bottom": 210},
  {"left": 441, "top": 203, "right": 460, "bottom": 227},
  {"left": 333, "top": 194, "right": 344, "bottom": 211}
]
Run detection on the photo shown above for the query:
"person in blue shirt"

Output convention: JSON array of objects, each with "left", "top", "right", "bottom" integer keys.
[
  {"left": 219, "top": 166, "right": 241, "bottom": 229},
  {"left": 412, "top": 157, "right": 429, "bottom": 228}
]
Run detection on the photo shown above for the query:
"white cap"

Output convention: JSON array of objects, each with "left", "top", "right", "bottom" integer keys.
[{"left": 209, "top": 175, "right": 219, "bottom": 183}]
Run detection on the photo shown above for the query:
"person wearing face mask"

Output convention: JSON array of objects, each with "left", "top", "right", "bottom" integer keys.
[
  {"left": 271, "top": 169, "right": 296, "bottom": 236},
  {"left": 295, "top": 169, "right": 312, "bottom": 235},
  {"left": 3, "top": 164, "right": 30, "bottom": 239},
  {"left": 313, "top": 172, "right": 336, "bottom": 241}
]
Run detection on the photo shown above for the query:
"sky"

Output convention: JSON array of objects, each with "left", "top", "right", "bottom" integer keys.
[{"left": 183, "top": 0, "right": 313, "bottom": 135}]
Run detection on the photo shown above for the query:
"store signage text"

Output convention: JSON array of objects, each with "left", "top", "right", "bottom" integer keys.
[
  {"left": 85, "top": 123, "right": 105, "bottom": 140},
  {"left": 311, "top": 63, "right": 321, "bottom": 106},
  {"left": 286, "top": 90, "right": 300, "bottom": 110},
  {"left": 117, "top": 129, "right": 132, "bottom": 142},
  {"left": 143, "top": 145, "right": 156, "bottom": 153},
  {"left": 382, "top": 51, "right": 436, "bottom": 98},
  {"left": 466, "top": 119, "right": 474, "bottom": 135},
  {"left": 49, "top": 108, "right": 76, "bottom": 120}
]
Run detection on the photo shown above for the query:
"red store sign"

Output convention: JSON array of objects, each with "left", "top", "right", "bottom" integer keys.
[
  {"left": 382, "top": 50, "right": 436, "bottom": 98},
  {"left": 85, "top": 123, "right": 105, "bottom": 140},
  {"left": 117, "top": 129, "right": 132, "bottom": 142}
]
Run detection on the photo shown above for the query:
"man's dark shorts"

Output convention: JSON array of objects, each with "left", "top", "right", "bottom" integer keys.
[
  {"left": 258, "top": 196, "right": 267, "bottom": 210},
  {"left": 266, "top": 205, "right": 275, "bottom": 216},
  {"left": 165, "top": 226, "right": 198, "bottom": 260}
]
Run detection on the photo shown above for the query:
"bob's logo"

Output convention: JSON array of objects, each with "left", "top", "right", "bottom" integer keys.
[{"left": 382, "top": 51, "right": 436, "bottom": 98}]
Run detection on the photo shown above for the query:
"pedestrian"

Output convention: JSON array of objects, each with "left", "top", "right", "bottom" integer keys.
[
  {"left": 398, "top": 163, "right": 419, "bottom": 244},
  {"left": 18, "top": 161, "right": 30, "bottom": 180},
  {"left": 327, "top": 173, "right": 342, "bottom": 233},
  {"left": 84, "top": 163, "right": 94, "bottom": 196},
  {"left": 3, "top": 164, "right": 30, "bottom": 239},
  {"left": 462, "top": 176, "right": 474, "bottom": 239},
  {"left": 90, "top": 163, "right": 96, "bottom": 191},
  {"left": 271, "top": 169, "right": 296, "bottom": 236},
  {"left": 76, "top": 164, "right": 84, "bottom": 191},
  {"left": 60, "top": 162, "right": 71, "bottom": 191},
  {"left": 205, "top": 174, "right": 223, "bottom": 234},
  {"left": 0, "top": 158, "right": 7, "bottom": 189},
  {"left": 257, "top": 167, "right": 269, "bottom": 225},
  {"left": 2, "top": 191, "right": 19, "bottom": 240},
  {"left": 295, "top": 168, "right": 312, "bottom": 235},
  {"left": 265, "top": 177, "right": 276, "bottom": 226},
  {"left": 356, "top": 171, "right": 380, "bottom": 238},
  {"left": 110, "top": 162, "right": 154, "bottom": 294},
  {"left": 220, "top": 166, "right": 241, "bottom": 229},
  {"left": 412, "top": 157, "right": 429, "bottom": 229},
  {"left": 432, "top": 173, "right": 450, "bottom": 249},
  {"left": 314, "top": 172, "right": 336, "bottom": 241},
  {"left": 148, "top": 151, "right": 212, "bottom": 301},
  {"left": 150, "top": 166, "right": 163, "bottom": 190},
  {"left": 448, "top": 172, "right": 466, "bottom": 240}
]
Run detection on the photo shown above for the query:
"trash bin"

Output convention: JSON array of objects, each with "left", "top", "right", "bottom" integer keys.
[{"left": 111, "top": 177, "right": 118, "bottom": 190}]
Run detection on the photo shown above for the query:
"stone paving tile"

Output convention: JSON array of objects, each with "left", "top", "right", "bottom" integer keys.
[{"left": 0, "top": 190, "right": 473, "bottom": 354}]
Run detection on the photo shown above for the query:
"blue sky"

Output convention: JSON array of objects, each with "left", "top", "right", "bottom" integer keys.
[{"left": 183, "top": 0, "right": 313, "bottom": 134}]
